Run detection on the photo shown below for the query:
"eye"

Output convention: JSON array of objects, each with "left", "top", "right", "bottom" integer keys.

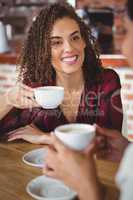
[
  {"left": 51, "top": 40, "right": 62, "bottom": 47},
  {"left": 72, "top": 35, "right": 80, "bottom": 41}
]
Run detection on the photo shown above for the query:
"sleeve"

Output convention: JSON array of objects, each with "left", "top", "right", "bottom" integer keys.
[
  {"left": 97, "top": 69, "right": 123, "bottom": 132},
  {"left": 0, "top": 107, "right": 38, "bottom": 136},
  {"left": 108, "top": 70, "right": 123, "bottom": 132},
  {"left": 116, "top": 144, "right": 133, "bottom": 200}
]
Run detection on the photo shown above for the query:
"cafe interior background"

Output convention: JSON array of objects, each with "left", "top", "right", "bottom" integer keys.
[{"left": 0, "top": 0, "right": 132, "bottom": 138}]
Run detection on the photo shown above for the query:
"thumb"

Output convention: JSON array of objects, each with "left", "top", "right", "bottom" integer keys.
[
  {"left": 52, "top": 134, "right": 67, "bottom": 152},
  {"left": 84, "top": 138, "right": 97, "bottom": 156}
]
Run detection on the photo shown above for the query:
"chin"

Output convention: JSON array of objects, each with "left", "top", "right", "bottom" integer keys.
[
  {"left": 62, "top": 68, "right": 80, "bottom": 75},
  {"left": 62, "top": 64, "right": 82, "bottom": 74}
]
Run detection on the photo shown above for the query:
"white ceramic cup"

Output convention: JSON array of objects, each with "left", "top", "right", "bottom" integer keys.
[
  {"left": 34, "top": 86, "right": 64, "bottom": 109},
  {"left": 54, "top": 123, "right": 95, "bottom": 151}
]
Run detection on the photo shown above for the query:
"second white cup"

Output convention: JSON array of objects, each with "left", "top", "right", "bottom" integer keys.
[{"left": 54, "top": 123, "right": 95, "bottom": 151}]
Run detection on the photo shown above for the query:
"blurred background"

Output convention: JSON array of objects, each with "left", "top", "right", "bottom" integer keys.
[{"left": 0, "top": 0, "right": 126, "bottom": 54}]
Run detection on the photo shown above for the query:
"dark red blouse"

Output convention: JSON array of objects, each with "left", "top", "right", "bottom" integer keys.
[{"left": 0, "top": 68, "right": 123, "bottom": 135}]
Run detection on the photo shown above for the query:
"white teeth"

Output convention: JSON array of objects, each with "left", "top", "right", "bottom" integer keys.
[{"left": 62, "top": 56, "right": 77, "bottom": 62}]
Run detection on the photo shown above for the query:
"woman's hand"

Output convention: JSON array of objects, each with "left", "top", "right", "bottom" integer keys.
[
  {"left": 43, "top": 135, "right": 101, "bottom": 200},
  {"left": 95, "top": 124, "right": 129, "bottom": 162},
  {"left": 6, "top": 83, "right": 39, "bottom": 109},
  {"left": 8, "top": 124, "right": 51, "bottom": 144}
]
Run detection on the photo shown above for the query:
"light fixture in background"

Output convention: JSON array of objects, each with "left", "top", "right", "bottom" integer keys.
[
  {"left": 67, "top": 0, "right": 76, "bottom": 7},
  {"left": 0, "top": 0, "right": 13, "bottom": 53},
  {"left": 0, "top": 21, "right": 10, "bottom": 53}
]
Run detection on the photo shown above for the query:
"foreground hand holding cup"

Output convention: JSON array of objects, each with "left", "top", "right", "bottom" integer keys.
[{"left": 43, "top": 126, "right": 98, "bottom": 199}]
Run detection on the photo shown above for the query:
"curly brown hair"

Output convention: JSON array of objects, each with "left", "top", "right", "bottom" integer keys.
[{"left": 18, "top": 2, "right": 102, "bottom": 86}]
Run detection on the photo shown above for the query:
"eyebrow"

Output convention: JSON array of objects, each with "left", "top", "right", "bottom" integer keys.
[{"left": 51, "top": 30, "right": 80, "bottom": 40}]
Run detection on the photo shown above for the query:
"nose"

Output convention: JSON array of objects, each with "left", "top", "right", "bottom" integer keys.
[{"left": 63, "top": 40, "right": 73, "bottom": 52}]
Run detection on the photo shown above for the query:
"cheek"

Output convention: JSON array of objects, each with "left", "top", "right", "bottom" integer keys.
[
  {"left": 51, "top": 50, "right": 60, "bottom": 64},
  {"left": 51, "top": 50, "right": 62, "bottom": 71},
  {"left": 122, "top": 38, "right": 133, "bottom": 66}
]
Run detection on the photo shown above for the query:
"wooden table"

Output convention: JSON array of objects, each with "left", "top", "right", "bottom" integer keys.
[{"left": 0, "top": 140, "right": 120, "bottom": 200}]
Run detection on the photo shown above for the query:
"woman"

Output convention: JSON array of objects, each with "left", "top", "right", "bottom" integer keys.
[
  {"left": 0, "top": 2, "right": 123, "bottom": 144},
  {"left": 44, "top": 0, "right": 132, "bottom": 199}
]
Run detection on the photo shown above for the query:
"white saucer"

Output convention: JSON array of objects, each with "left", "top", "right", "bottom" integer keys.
[
  {"left": 22, "top": 148, "right": 47, "bottom": 168},
  {"left": 26, "top": 175, "right": 77, "bottom": 200}
]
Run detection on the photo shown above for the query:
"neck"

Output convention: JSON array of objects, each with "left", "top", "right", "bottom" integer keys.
[{"left": 56, "top": 70, "right": 84, "bottom": 92}]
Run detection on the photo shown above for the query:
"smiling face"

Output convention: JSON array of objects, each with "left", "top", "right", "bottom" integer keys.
[
  {"left": 50, "top": 17, "right": 86, "bottom": 75},
  {"left": 122, "top": 16, "right": 133, "bottom": 66}
]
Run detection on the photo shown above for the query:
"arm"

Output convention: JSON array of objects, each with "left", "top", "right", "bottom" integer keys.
[
  {"left": 0, "top": 107, "right": 51, "bottom": 144},
  {"left": 0, "top": 94, "right": 13, "bottom": 120},
  {"left": 98, "top": 69, "right": 123, "bottom": 132},
  {"left": 77, "top": 176, "right": 102, "bottom": 200},
  {"left": 0, "top": 83, "right": 39, "bottom": 136},
  {"left": 0, "top": 83, "right": 38, "bottom": 120},
  {"left": 96, "top": 124, "right": 129, "bottom": 162},
  {"left": 8, "top": 124, "right": 51, "bottom": 144},
  {"left": 116, "top": 144, "right": 133, "bottom": 200},
  {"left": 44, "top": 135, "right": 102, "bottom": 200},
  {"left": 109, "top": 71, "right": 123, "bottom": 131}
]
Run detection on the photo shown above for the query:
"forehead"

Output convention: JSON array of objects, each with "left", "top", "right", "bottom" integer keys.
[{"left": 51, "top": 17, "right": 80, "bottom": 37}]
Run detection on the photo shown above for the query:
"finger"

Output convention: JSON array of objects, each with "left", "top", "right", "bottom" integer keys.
[
  {"left": 17, "top": 84, "right": 35, "bottom": 101},
  {"left": 52, "top": 134, "right": 67, "bottom": 152},
  {"left": 45, "top": 147, "right": 58, "bottom": 169},
  {"left": 84, "top": 139, "right": 97, "bottom": 155},
  {"left": 39, "top": 135, "right": 52, "bottom": 145},
  {"left": 8, "top": 129, "right": 25, "bottom": 137},
  {"left": 19, "top": 97, "right": 39, "bottom": 108},
  {"left": 25, "top": 98, "right": 39, "bottom": 107},
  {"left": 21, "top": 91, "right": 36, "bottom": 102},
  {"left": 43, "top": 166, "right": 57, "bottom": 178},
  {"left": 8, "top": 131, "right": 23, "bottom": 137},
  {"left": 7, "top": 127, "right": 25, "bottom": 135},
  {"left": 95, "top": 124, "right": 120, "bottom": 139},
  {"left": 8, "top": 133, "right": 23, "bottom": 141},
  {"left": 46, "top": 146, "right": 57, "bottom": 157},
  {"left": 20, "top": 83, "right": 34, "bottom": 92},
  {"left": 19, "top": 88, "right": 34, "bottom": 99},
  {"left": 16, "top": 83, "right": 34, "bottom": 98}
]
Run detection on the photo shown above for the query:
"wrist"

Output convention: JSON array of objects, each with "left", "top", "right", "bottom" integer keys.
[
  {"left": 0, "top": 93, "right": 11, "bottom": 107},
  {"left": 77, "top": 176, "right": 102, "bottom": 200},
  {"left": 0, "top": 93, "right": 13, "bottom": 120},
  {"left": 4, "top": 92, "right": 12, "bottom": 106}
]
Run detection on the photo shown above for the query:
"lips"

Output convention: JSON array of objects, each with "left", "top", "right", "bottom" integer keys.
[{"left": 61, "top": 55, "right": 78, "bottom": 64}]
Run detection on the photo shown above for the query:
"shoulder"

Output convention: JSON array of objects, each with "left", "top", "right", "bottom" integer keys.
[
  {"left": 100, "top": 68, "right": 120, "bottom": 83},
  {"left": 98, "top": 68, "right": 121, "bottom": 89},
  {"left": 85, "top": 68, "right": 121, "bottom": 92},
  {"left": 87, "top": 68, "right": 121, "bottom": 96}
]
